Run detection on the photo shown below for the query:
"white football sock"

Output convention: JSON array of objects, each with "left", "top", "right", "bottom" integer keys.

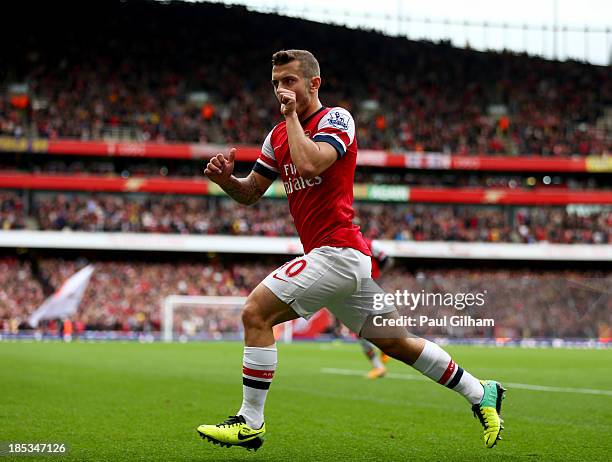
[
  {"left": 361, "top": 339, "right": 384, "bottom": 369},
  {"left": 237, "top": 345, "right": 277, "bottom": 428},
  {"left": 371, "top": 354, "right": 384, "bottom": 370},
  {"left": 412, "top": 340, "right": 484, "bottom": 405}
]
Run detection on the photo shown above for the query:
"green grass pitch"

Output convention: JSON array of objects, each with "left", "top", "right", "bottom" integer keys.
[{"left": 1, "top": 341, "right": 611, "bottom": 461}]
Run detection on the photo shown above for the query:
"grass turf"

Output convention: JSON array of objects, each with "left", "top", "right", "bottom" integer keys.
[{"left": 1, "top": 341, "right": 611, "bottom": 461}]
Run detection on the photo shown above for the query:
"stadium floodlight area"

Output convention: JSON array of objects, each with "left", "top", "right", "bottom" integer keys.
[{"left": 161, "top": 295, "right": 293, "bottom": 343}]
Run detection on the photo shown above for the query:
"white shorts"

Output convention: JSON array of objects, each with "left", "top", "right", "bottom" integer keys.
[{"left": 262, "top": 246, "right": 395, "bottom": 334}]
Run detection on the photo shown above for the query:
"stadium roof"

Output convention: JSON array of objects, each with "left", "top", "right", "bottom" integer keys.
[{"left": 202, "top": 0, "right": 612, "bottom": 65}]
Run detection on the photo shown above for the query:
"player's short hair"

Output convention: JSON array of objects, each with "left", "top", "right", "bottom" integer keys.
[{"left": 272, "top": 49, "right": 320, "bottom": 79}]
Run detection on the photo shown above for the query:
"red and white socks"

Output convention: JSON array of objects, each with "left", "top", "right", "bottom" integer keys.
[
  {"left": 237, "top": 345, "right": 277, "bottom": 429},
  {"left": 412, "top": 340, "right": 484, "bottom": 405}
]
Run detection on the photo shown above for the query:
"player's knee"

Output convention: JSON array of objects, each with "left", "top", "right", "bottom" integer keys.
[{"left": 241, "top": 301, "right": 269, "bottom": 330}]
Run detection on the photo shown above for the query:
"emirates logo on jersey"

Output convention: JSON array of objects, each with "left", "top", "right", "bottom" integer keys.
[{"left": 282, "top": 162, "right": 323, "bottom": 195}]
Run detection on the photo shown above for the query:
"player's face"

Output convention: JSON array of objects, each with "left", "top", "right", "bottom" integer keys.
[{"left": 271, "top": 61, "right": 314, "bottom": 116}]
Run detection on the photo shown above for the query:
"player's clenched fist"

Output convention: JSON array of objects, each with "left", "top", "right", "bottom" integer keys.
[
  {"left": 204, "top": 148, "right": 236, "bottom": 185},
  {"left": 277, "top": 89, "right": 296, "bottom": 117}
]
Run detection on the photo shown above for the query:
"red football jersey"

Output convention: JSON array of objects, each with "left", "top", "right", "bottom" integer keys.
[{"left": 253, "top": 106, "right": 370, "bottom": 256}]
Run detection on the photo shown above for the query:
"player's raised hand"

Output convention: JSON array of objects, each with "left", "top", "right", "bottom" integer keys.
[
  {"left": 204, "top": 148, "right": 236, "bottom": 185},
  {"left": 277, "top": 89, "right": 296, "bottom": 117}
]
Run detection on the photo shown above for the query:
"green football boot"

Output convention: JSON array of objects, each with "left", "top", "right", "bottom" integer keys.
[{"left": 472, "top": 380, "right": 506, "bottom": 448}]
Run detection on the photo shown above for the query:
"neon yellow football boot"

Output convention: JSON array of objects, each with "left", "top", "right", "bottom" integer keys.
[
  {"left": 197, "top": 415, "right": 265, "bottom": 451},
  {"left": 472, "top": 380, "right": 506, "bottom": 448}
]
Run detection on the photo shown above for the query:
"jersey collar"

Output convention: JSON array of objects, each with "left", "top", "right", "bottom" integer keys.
[{"left": 300, "top": 105, "right": 326, "bottom": 126}]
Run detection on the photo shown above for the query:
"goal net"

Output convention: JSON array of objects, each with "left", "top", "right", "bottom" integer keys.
[{"left": 160, "top": 295, "right": 293, "bottom": 343}]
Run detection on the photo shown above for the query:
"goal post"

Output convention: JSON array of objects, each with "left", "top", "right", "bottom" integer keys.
[{"left": 161, "top": 295, "right": 293, "bottom": 343}]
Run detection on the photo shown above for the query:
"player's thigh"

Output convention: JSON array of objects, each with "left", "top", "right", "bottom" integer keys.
[
  {"left": 243, "top": 282, "right": 300, "bottom": 327},
  {"left": 327, "top": 274, "right": 426, "bottom": 361},
  {"left": 261, "top": 247, "right": 360, "bottom": 322},
  {"left": 328, "top": 276, "right": 398, "bottom": 335}
]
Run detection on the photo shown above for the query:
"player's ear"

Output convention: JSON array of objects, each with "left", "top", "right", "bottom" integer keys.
[{"left": 310, "top": 76, "right": 321, "bottom": 93}]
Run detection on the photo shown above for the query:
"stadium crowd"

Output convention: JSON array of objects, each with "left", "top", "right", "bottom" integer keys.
[
  {"left": 8, "top": 193, "right": 607, "bottom": 244},
  {"left": 0, "top": 191, "right": 25, "bottom": 230},
  {"left": 0, "top": 256, "right": 609, "bottom": 339},
  {"left": 1, "top": 191, "right": 610, "bottom": 244},
  {"left": 1, "top": 2, "right": 610, "bottom": 346},
  {"left": 1, "top": 1, "right": 610, "bottom": 155},
  {"left": 0, "top": 257, "right": 269, "bottom": 335},
  {"left": 380, "top": 267, "right": 611, "bottom": 339},
  {"left": 355, "top": 202, "right": 611, "bottom": 244}
]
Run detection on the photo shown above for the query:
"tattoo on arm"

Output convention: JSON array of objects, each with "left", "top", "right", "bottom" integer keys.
[{"left": 220, "top": 175, "right": 267, "bottom": 205}]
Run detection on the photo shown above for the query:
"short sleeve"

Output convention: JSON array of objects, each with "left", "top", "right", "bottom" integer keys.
[
  {"left": 312, "top": 107, "right": 356, "bottom": 158},
  {"left": 252, "top": 129, "right": 279, "bottom": 180}
]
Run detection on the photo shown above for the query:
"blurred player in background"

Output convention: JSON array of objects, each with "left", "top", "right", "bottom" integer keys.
[
  {"left": 197, "top": 49, "right": 505, "bottom": 452},
  {"left": 360, "top": 238, "right": 391, "bottom": 379}
]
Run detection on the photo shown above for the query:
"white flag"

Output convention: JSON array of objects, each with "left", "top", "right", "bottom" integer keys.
[{"left": 29, "top": 265, "right": 95, "bottom": 327}]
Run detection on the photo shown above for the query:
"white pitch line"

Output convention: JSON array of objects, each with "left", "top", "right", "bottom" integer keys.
[
  {"left": 502, "top": 382, "right": 612, "bottom": 396},
  {"left": 321, "top": 368, "right": 612, "bottom": 396}
]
